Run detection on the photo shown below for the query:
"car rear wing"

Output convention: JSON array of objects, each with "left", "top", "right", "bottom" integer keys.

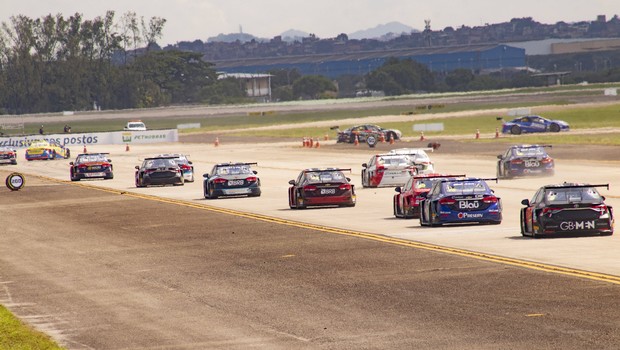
[
  {"left": 438, "top": 177, "right": 499, "bottom": 183},
  {"left": 514, "top": 144, "right": 552, "bottom": 149},
  {"left": 543, "top": 184, "right": 609, "bottom": 190},
  {"left": 304, "top": 168, "right": 351, "bottom": 173},
  {"left": 144, "top": 156, "right": 179, "bottom": 160},
  {"left": 415, "top": 174, "right": 466, "bottom": 179},
  {"left": 216, "top": 162, "right": 258, "bottom": 167}
]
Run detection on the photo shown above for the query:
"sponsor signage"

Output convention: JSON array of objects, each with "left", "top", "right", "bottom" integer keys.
[
  {"left": 0, "top": 129, "right": 178, "bottom": 149},
  {"left": 458, "top": 200, "right": 480, "bottom": 209},
  {"left": 457, "top": 212, "right": 484, "bottom": 219}
]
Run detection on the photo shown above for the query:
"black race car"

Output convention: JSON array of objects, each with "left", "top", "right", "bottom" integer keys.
[
  {"left": 288, "top": 168, "right": 356, "bottom": 209},
  {"left": 135, "top": 156, "right": 184, "bottom": 187},
  {"left": 497, "top": 144, "right": 554, "bottom": 179},
  {"left": 203, "top": 162, "right": 261, "bottom": 199},
  {"left": 520, "top": 183, "right": 614, "bottom": 237},
  {"left": 69, "top": 153, "right": 113, "bottom": 181},
  {"left": 335, "top": 124, "right": 402, "bottom": 144}
]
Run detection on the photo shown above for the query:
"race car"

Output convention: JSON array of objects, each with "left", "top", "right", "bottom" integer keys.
[
  {"left": 394, "top": 173, "right": 466, "bottom": 219},
  {"left": 388, "top": 148, "right": 436, "bottom": 174},
  {"left": 0, "top": 146, "right": 17, "bottom": 165},
  {"left": 156, "top": 153, "right": 194, "bottom": 182},
  {"left": 203, "top": 162, "right": 261, "bottom": 199},
  {"left": 520, "top": 183, "right": 614, "bottom": 238},
  {"left": 135, "top": 156, "right": 184, "bottom": 187},
  {"left": 69, "top": 153, "right": 113, "bottom": 181},
  {"left": 335, "top": 124, "right": 402, "bottom": 144},
  {"left": 25, "top": 139, "right": 70, "bottom": 160},
  {"left": 288, "top": 168, "right": 355, "bottom": 209},
  {"left": 419, "top": 177, "right": 502, "bottom": 226},
  {"left": 496, "top": 144, "right": 554, "bottom": 179},
  {"left": 361, "top": 153, "right": 418, "bottom": 188},
  {"left": 501, "top": 115, "right": 570, "bottom": 135}
]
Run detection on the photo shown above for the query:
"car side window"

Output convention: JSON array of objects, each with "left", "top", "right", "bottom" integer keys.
[{"left": 531, "top": 188, "right": 544, "bottom": 205}]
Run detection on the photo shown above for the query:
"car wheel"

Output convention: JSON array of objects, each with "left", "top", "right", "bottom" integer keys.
[
  {"left": 208, "top": 186, "right": 218, "bottom": 199},
  {"left": 549, "top": 123, "right": 560, "bottom": 132},
  {"left": 70, "top": 170, "right": 79, "bottom": 182},
  {"left": 510, "top": 125, "right": 522, "bottom": 135},
  {"left": 366, "top": 135, "right": 377, "bottom": 148},
  {"left": 496, "top": 162, "right": 502, "bottom": 179},
  {"left": 520, "top": 210, "right": 527, "bottom": 236},
  {"left": 393, "top": 198, "right": 400, "bottom": 218},
  {"left": 361, "top": 170, "right": 368, "bottom": 188},
  {"left": 296, "top": 191, "right": 306, "bottom": 209}
]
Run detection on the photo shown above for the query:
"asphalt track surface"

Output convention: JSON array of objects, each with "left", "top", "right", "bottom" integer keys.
[{"left": 1, "top": 139, "right": 620, "bottom": 349}]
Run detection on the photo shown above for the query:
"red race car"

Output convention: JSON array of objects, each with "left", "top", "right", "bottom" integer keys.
[
  {"left": 288, "top": 168, "right": 356, "bottom": 209},
  {"left": 393, "top": 173, "right": 466, "bottom": 219}
]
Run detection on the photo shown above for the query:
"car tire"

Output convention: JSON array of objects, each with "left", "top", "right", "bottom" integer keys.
[
  {"left": 549, "top": 123, "right": 560, "bottom": 132},
  {"left": 520, "top": 210, "right": 527, "bottom": 236},
  {"left": 361, "top": 170, "right": 368, "bottom": 188},
  {"left": 510, "top": 125, "right": 521, "bottom": 135},
  {"left": 393, "top": 198, "right": 400, "bottom": 218},
  {"left": 296, "top": 192, "right": 306, "bottom": 209},
  {"left": 207, "top": 185, "right": 218, "bottom": 199},
  {"left": 496, "top": 162, "right": 502, "bottom": 179},
  {"left": 70, "top": 170, "right": 79, "bottom": 182}
]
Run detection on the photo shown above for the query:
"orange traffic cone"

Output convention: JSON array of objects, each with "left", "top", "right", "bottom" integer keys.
[
  {"left": 214, "top": 137, "right": 220, "bottom": 147},
  {"left": 302, "top": 137, "right": 307, "bottom": 147},
  {"left": 83, "top": 145, "right": 87, "bottom": 153},
  {"left": 389, "top": 137, "right": 395, "bottom": 145},
  {"left": 309, "top": 137, "right": 314, "bottom": 148},
  {"left": 354, "top": 135, "right": 359, "bottom": 146},
  {"left": 315, "top": 139, "right": 320, "bottom": 148},
  {"left": 475, "top": 129, "right": 480, "bottom": 139},
  {"left": 495, "top": 127, "right": 500, "bottom": 138},
  {"left": 125, "top": 144, "right": 130, "bottom": 152},
  {"left": 324, "top": 134, "right": 329, "bottom": 141},
  {"left": 419, "top": 132, "right": 425, "bottom": 141}
]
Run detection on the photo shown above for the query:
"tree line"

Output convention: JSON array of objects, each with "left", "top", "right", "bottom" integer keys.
[{"left": 2, "top": 12, "right": 620, "bottom": 114}]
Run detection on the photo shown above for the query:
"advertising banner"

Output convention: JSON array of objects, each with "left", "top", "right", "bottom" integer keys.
[{"left": 0, "top": 129, "right": 178, "bottom": 149}]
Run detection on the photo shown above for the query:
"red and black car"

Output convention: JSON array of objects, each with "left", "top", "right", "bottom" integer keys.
[
  {"left": 520, "top": 183, "right": 614, "bottom": 237},
  {"left": 0, "top": 146, "right": 17, "bottom": 165},
  {"left": 288, "top": 168, "right": 356, "bottom": 209},
  {"left": 394, "top": 174, "right": 465, "bottom": 219},
  {"left": 69, "top": 153, "right": 113, "bottom": 181}
]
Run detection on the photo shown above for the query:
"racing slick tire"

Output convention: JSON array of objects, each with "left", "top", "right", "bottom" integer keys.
[
  {"left": 295, "top": 192, "right": 306, "bottom": 209},
  {"left": 366, "top": 135, "right": 377, "bottom": 148},
  {"left": 510, "top": 125, "right": 522, "bottom": 135},
  {"left": 136, "top": 175, "right": 146, "bottom": 188},
  {"left": 520, "top": 210, "right": 527, "bottom": 237},
  {"left": 549, "top": 123, "right": 561, "bottom": 132},
  {"left": 64, "top": 149, "right": 70, "bottom": 159},
  {"left": 393, "top": 199, "right": 400, "bottom": 218},
  {"left": 361, "top": 170, "right": 368, "bottom": 188},
  {"left": 206, "top": 184, "right": 219, "bottom": 199}
]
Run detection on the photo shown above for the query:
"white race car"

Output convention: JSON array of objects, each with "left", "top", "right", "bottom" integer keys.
[
  {"left": 388, "top": 148, "right": 436, "bottom": 174},
  {"left": 361, "top": 153, "right": 418, "bottom": 188}
]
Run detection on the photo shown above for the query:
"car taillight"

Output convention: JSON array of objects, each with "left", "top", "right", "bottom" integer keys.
[
  {"left": 439, "top": 198, "right": 456, "bottom": 205},
  {"left": 541, "top": 157, "right": 553, "bottom": 164},
  {"left": 180, "top": 164, "right": 191, "bottom": 170},
  {"left": 213, "top": 178, "right": 227, "bottom": 184},
  {"left": 510, "top": 159, "right": 524, "bottom": 165},
  {"left": 78, "top": 164, "right": 88, "bottom": 169},
  {"left": 303, "top": 185, "right": 317, "bottom": 192},
  {"left": 145, "top": 169, "right": 156, "bottom": 174},
  {"left": 376, "top": 165, "right": 385, "bottom": 173},
  {"left": 246, "top": 176, "right": 257, "bottom": 182},
  {"left": 482, "top": 196, "right": 498, "bottom": 204},
  {"left": 339, "top": 183, "right": 351, "bottom": 190}
]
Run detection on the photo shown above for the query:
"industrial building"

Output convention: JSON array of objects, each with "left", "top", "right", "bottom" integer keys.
[{"left": 214, "top": 44, "right": 526, "bottom": 78}]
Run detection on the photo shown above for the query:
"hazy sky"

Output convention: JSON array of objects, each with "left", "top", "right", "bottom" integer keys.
[{"left": 1, "top": 0, "right": 618, "bottom": 46}]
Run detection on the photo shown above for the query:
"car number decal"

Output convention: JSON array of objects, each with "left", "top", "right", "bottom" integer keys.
[
  {"left": 227, "top": 180, "right": 244, "bottom": 186},
  {"left": 524, "top": 160, "right": 540, "bottom": 167}
]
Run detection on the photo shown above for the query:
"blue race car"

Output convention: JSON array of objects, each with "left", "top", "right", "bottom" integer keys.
[
  {"left": 496, "top": 144, "right": 554, "bottom": 179},
  {"left": 419, "top": 177, "right": 502, "bottom": 226},
  {"left": 501, "top": 115, "right": 569, "bottom": 135}
]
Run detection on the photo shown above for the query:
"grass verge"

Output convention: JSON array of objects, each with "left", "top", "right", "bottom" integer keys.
[{"left": 0, "top": 305, "right": 64, "bottom": 350}]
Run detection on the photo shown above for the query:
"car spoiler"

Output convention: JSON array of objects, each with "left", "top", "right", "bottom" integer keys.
[
  {"left": 79, "top": 152, "right": 110, "bottom": 156},
  {"left": 304, "top": 168, "right": 351, "bottom": 173},
  {"left": 216, "top": 162, "right": 258, "bottom": 167},
  {"left": 543, "top": 184, "right": 609, "bottom": 190},
  {"left": 415, "top": 174, "right": 466, "bottom": 179},
  {"left": 144, "top": 156, "right": 179, "bottom": 160},
  {"left": 438, "top": 177, "right": 499, "bottom": 183},
  {"left": 514, "top": 144, "right": 552, "bottom": 149}
]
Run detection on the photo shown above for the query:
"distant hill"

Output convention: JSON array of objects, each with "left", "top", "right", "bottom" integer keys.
[
  {"left": 207, "top": 32, "right": 263, "bottom": 43},
  {"left": 348, "top": 21, "right": 419, "bottom": 40},
  {"left": 280, "top": 29, "right": 309, "bottom": 42}
]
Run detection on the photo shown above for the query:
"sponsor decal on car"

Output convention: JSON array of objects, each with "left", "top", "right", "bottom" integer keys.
[
  {"left": 458, "top": 201, "right": 480, "bottom": 209},
  {"left": 457, "top": 212, "right": 484, "bottom": 219},
  {"left": 559, "top": 221, "right": 596, "bottom": 231}
]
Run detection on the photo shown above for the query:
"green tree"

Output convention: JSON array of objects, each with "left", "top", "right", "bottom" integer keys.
[
  {"left": 366, "top": 58, "right": 434, "bottom": 96},
  {"left": 292, "top": 75, "right": 336, "bottom": 99}
]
